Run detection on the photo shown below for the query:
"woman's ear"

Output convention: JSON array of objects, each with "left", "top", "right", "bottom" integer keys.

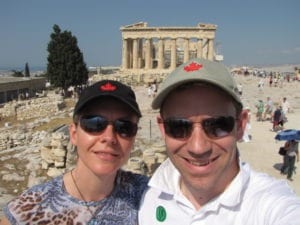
[{"left": 69, "top": 123, "right": 78, "bottom": 146}]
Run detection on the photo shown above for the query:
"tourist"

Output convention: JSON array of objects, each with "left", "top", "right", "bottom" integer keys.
[
  {"left": 269, "top": 74, "right": 273, "bottom": 87},
  {"left": 272, "top": 104, "right": 285, "bottom": 132},
  {"left": 242, "top": 106, "right": 251, "bottom": 142},
  {"left": 139, "top": 58, "right": 300, "bottom": 224},
  {"left": 263, "top": 96, "right": 273, "bottom": 120},
  {"left": 147, "top": 83, "right": 153, "bottom": 97},
  {"left": 255, "top": 99, "right": 264, "bottom": 121},
  {"left": 1, "top": 80, "right": 148, "bottom": 225},
  {"left": 280, "top": 140, "right": 299, "bottom": 181},
  {"left": 279, "top": 74, "right": 284, "bottom": 88},
  {"left": 237, "top": 82, "right": 243, "bottom": 96},
  {"left": 258, "top": 78, "right": 264, "bottom": 91},
  {"left": 281, "top": 97, "right": 290, "bottom": 115}
]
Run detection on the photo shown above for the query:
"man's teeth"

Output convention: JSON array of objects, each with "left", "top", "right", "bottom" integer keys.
[{"left": 188, "top": 160, "right": 210, "bottom": 166}]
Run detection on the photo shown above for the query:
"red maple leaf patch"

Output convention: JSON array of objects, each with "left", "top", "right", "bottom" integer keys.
[
  {"left": 100, "top": 82, "right": 117, "bottom": 91},
  {"left": 184, "top": 62, "right": 203, "bottom": 72}
]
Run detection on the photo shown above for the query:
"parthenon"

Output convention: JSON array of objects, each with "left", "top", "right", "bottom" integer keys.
[{"left": 120, "top": 22, "right": 218, "bottom": 73}]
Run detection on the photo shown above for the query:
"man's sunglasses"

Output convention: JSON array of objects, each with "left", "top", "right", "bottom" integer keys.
[
  {"left": 79, "top": 115, "right": 138, "bottom": 138},
  {"left": 160, "top": 116, "right": 236, "bottom": 140}
]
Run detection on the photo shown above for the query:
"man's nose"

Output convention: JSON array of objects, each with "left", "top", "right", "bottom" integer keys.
[{"left": 186, "top": 124, "right": 211, "bottom": 155}]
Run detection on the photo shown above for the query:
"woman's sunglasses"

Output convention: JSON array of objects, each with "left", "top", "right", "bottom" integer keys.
[
  {"left": 79, "top": 115, "right": 138, "bottom": 138},
  {"left": 160, "top": 116, "right": 236, "bottom": 140}
]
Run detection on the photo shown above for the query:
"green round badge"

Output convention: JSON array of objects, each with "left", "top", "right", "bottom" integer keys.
[{"left": 156, "top": 205, "right": 167, "bottom": 222}]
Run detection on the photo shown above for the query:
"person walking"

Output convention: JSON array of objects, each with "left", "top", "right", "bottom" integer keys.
[
  {"left": 1, "top": 80, "right": 148, "bottom": 225},
  {"left": 263, "top": 97, "right": 273, "bottom": 120},
  {"left": 280, "top": 140, "right": 299, "bottom": 181},
  {"left": 139, "top": 58, "right": 300, "bottom": 225},
  {"left": 281, "top": 97, "right": 290, "bottom": 115},
  {"left": 255, "top": 99, "right": 264, "bottom": 121},
  {"left": 272, "top": 105, "right": 284, "bottom": 131},
  {"left": 242, "top": 106, "right": 251, "bottom": 142}
]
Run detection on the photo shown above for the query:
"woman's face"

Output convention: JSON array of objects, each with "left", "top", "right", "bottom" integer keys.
[{"left": 69, "top": 98, "right": 138, "bottom": 177}]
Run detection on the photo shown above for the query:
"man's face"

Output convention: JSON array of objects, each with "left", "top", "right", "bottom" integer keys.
[{"left": 158, "top": 85, "right": 247, "bottom": 197}]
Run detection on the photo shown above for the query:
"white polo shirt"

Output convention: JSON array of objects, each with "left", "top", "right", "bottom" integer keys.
[{"left": 139, "top": 158, "right": 300, "bottom": 225}]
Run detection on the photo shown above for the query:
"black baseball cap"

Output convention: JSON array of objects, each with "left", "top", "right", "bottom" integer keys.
[{"left": 74, "top": 80, "right": 141, "bottom": 117}]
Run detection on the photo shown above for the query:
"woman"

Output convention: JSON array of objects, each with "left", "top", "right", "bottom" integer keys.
[{"left": 1, "top": 80, "right": 148, "bottom": 225}]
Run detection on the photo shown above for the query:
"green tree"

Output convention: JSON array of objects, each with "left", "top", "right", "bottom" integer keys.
[
  {"left": 47, "top": 24, "right": 88, "bottom": 94},
  {"left": 25, "top": 62, "right": 30, "bottom": 77}
]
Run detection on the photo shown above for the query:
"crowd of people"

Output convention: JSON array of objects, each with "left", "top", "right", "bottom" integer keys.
[
  {"left": 253, "top": 96, "right": 290, "bottom": 132},
  {"left": 236, "top": 71, "right": 299, "bottom": 183},
  {"left": 1, "top": 59, "right": 300, "bottom": 224}
]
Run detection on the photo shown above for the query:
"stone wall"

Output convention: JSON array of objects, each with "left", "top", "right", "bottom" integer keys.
[
  {"left": 40, "top": 131, "right": 76, "bottom": 177},
  {"left": 0, "top": 92, "right": 65, "bottom": 120},
  {"left": 90, "top": 70, "right": 167, "bottom": 86},
  {"left": 0, "top": 127, "right": 48, "bottom": 151}
]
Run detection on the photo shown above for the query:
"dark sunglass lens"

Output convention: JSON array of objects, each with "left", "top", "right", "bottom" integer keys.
[
  {"left": 114, "top": 120, "right": 137, "bottom": 137},
  {"left": 202, "top": 116, "right": 235, "bottom": 138},
  {"left": 165, "top": 119, "right": 192, "bottom": 139},
  {"left": 80, "top": 116, "right": 108, "bottom": 133}
]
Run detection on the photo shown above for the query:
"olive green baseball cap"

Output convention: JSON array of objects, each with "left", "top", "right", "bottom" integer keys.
[{"left": 152, "top": 58, "right": 242, "bottom": 109}]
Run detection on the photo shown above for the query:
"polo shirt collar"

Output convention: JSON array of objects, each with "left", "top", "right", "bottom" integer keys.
[{"left": 148, "top": 158, "right": 251, "bottom": 209}]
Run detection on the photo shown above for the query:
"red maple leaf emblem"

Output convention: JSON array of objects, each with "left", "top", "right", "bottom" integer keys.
[
  {"left": 184, "top": 62, "right": 203, "bottom": 72},
  {"left": 100, "top": 82, "right": 117, "bottom": 91}
]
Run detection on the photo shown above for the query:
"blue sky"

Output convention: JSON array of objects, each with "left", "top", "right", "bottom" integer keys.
[{"left": 1, "top": 0, "right": 299, "bottom": 69}]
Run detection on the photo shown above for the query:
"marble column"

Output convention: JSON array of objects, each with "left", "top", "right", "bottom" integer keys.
[
  {"left": 170, "top": 38, "right": 177, "bottom": 70},
  {"left": 128, "top": 40, "right": 133, "bottom": 68},
  {"left": 150, "top": 39, "right": 153, "bottom": 69},
  {"left": 202, "top": 39, "right": 208, "bottom": 59},
  {"left": 132, "top": 38, "right": 138, "bottom": 69},
  {"left": 196, "top": 39, "right": 203, "bottom": 59},
  {"left": 138, "top": 39, "right": 143, "bottom": 68},
  {"left": 145, "top": 38, "right": 151, "bottom": 70},
  {"left": 207, "top": 39, "right": 214, "bottom": 60},
  {"left": 184, "top": 38, "right": 190, "bottom": 63},
  {"left": 158, "top": 38, "right": 164, "bottom": 69},
  {"left": 122, "top": 38, "right": 128, "bottom": 69}
]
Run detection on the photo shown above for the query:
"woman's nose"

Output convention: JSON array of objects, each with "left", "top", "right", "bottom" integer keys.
[{"left": 100, "top": 124, "right": 117, "bottom": 144}]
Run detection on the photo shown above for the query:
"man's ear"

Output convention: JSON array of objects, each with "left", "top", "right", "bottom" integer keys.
[
  {"left": 157, "top": 115, "right": 166, "bottom": 139},
  {"left": 237, "top": 110, "right": 249, "bottom": 140}
]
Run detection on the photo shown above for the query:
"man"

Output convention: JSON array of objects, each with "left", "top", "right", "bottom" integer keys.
[
  {"left": 139, "top": 58, "right": 300, "bottom": 224},
  {"left": 280, "top": 140, "right": 299, "bottom": 181}
]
